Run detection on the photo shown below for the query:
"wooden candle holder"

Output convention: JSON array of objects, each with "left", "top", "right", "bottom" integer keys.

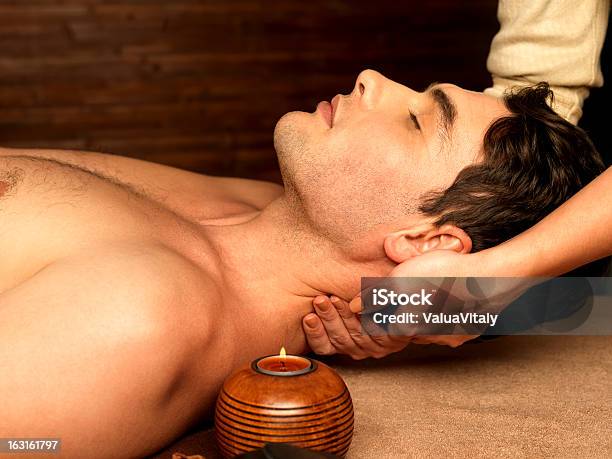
[{"left": 214, "top": 356, "right": 354, "bottom": 458}]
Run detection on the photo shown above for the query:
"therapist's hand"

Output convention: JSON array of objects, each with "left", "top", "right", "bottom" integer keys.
[
  {"left": 303, "top": 251, "right": 483, "bottom": 357},
  {"left": 303, "top": 249, "right": 533, "bottom": 357},
  {"left": 302, "top": 295, "right": 413, "bottom": 360}
]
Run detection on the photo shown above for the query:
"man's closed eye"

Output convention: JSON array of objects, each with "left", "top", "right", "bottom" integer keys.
[{"left": 409, "top": 112, "right": 421, "bottom": 130}]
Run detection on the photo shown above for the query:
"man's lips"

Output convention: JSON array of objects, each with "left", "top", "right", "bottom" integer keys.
[
  {"left": 316, "top": 101, "right": 333, "bottom": 127},
  {"left": 330, "top": 95, "right": 340, "bottom": 123},
  {"left": 316, "top": 94, "right": 340, "bottom": 128}
]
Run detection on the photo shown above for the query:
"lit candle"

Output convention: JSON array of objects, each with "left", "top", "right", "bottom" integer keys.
[
  {"left": 253, "top": 347, "right": 316, "bottom": 377},
  {"left": 217, "top": 346, "right": 354, "bottom": 457}
]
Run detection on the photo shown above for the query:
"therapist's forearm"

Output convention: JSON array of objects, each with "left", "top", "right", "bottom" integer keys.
[{"left": 485, "top": 167, "right": 612, "bottom": 277}]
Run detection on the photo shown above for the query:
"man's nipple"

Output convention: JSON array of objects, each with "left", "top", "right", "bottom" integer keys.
[{"left": 0, "top": 181, "right": 8, "bottom": 198}]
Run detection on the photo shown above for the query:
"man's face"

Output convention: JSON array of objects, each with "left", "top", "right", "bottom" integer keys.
[{"left": 274, "top": 69, "right": 509, "bottom": 242}]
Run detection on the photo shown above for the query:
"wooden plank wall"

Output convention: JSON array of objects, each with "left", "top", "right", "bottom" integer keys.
[{"left": 0, "top": 1, "right": 607, "bottom": 181}]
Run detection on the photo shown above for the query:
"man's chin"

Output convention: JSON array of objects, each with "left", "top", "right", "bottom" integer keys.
[
  {"left": 274, "top": 110, "right": 312, "bottom": 135},
  {"left": 273, "top": 111, "right": 313, "bottom": 162}
]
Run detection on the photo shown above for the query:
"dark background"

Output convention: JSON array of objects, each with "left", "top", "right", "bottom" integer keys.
[{"left": 0, "top": 1, "right": 608, "bottom": 184}]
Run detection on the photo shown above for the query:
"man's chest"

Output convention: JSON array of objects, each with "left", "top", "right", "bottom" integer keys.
[{"left": 0, "top": 156, "right": 220, "bottom": 293}]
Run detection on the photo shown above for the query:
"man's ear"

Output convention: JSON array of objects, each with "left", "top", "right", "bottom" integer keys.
[{"left": 383, "top": 224, "right": 472, "bottom": 263}]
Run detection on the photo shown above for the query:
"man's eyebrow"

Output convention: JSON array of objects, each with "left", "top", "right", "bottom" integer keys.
[{"left": 423, "top": 82, "right": 457, "bottom": 142}]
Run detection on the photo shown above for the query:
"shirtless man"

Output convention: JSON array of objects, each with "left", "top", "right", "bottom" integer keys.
[{"left": 0, "top": 69, "right": 603, "bottom": 458}]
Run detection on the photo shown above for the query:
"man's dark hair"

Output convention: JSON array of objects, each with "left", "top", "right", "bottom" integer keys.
[{"left": 419, "top": 82, "right": 608, "bottom": 275}]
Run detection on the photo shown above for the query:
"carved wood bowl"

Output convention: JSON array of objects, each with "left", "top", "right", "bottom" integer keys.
[{"left": 214, "top": 356, "right": 354, "bottom": 458}]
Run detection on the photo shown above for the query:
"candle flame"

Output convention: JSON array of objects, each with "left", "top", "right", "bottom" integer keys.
[{"left": 279, "top": 346, "right": 286, "bottom": 359}]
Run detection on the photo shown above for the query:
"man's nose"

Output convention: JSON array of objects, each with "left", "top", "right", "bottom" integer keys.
[{"left": 353, "top": 69, "right": 386, "bottom": 110}]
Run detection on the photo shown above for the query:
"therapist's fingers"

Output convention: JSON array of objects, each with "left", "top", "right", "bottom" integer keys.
[
  {"left": 329, "top": 296, "right": 411, "bottom": 348},
  {"left": 329, "top": 296, "right": 372, "bottom": 344},
  {"left": 315, "top": 296, "right": 409, "bottom": 359},
  {"left": 312, "top": 296, "right": 371, "bottom": 359},
  {"left": 302, "top": 313, "right": 336, "bottom": 356},
  {"left": 349, "top": 294, "right": 363, "bottom": 313}
]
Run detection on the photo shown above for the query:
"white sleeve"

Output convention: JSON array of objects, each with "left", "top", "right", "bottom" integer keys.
[{"left": 484, "top": 0, "right": 610, "bottom": 125}]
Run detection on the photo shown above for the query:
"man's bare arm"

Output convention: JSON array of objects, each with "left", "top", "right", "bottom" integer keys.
[{"left": 0, "top": 243, "right": 230, "bottom": 458}]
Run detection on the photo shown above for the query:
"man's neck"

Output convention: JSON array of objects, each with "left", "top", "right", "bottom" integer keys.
[{"left": 199, "top": 196, "right": 392, "bottom": 353}]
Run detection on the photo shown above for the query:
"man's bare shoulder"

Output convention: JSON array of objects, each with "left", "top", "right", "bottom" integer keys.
[{"left": 0, "top": 241, "right": 229, "bottom": 456}]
